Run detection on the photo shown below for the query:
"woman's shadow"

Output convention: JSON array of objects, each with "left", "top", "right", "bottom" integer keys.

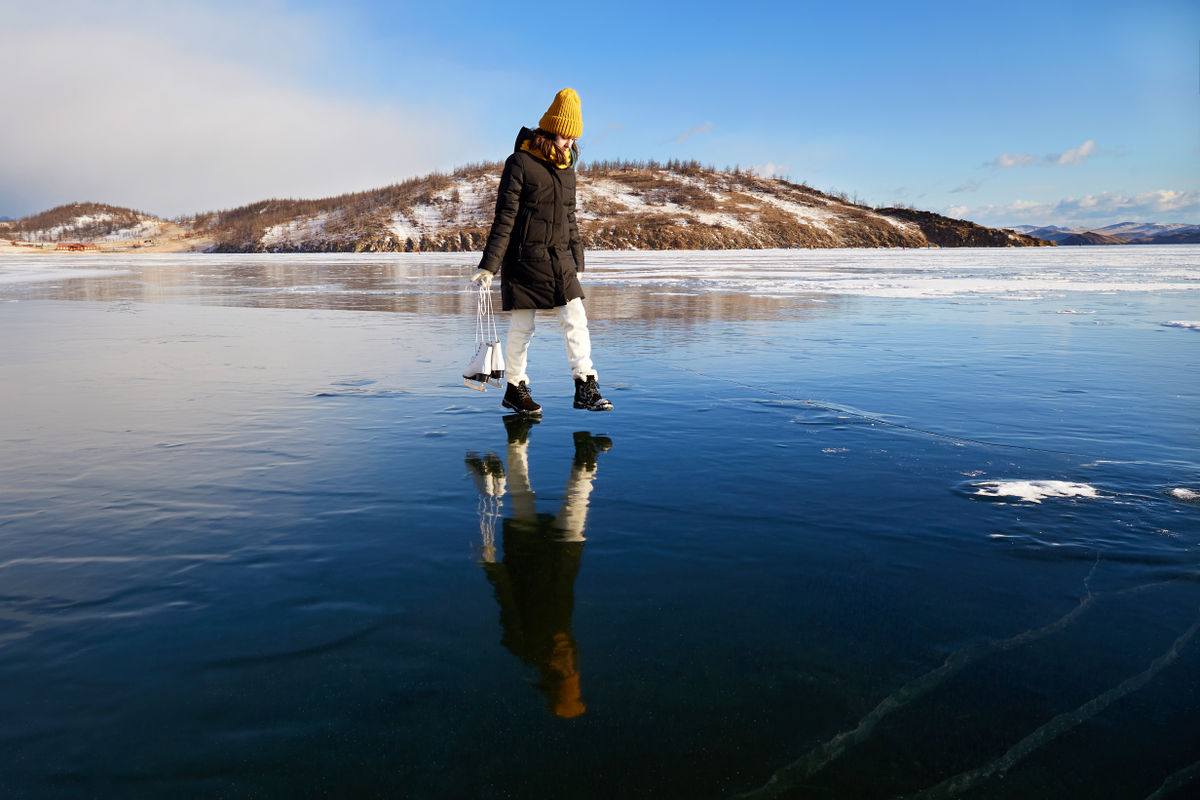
[{"left": 465, "top": 417, "right": 612, "bottom": 719}]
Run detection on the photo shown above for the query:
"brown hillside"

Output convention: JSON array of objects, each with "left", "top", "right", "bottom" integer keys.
[{"left": 5, "top": 162, "right": 1058, "bottom": 253}]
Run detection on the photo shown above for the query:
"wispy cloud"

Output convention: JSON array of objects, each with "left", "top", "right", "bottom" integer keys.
[
  {"left": 1044, "top": 140, "right": 1096, "bottom": 166},
  {"left": 948, "top": 188, "right": 1200, "bottom": 227},
  {"left": 591, "top": 122, "right": 627, "bottom": 146},
  {"left": 667, "top": 121, "right": 713, "bottom": 144},
  {"left": 951, "top": 178, "right": 985, "bottom": 194},
  {"left": 984, "top": 140, "right": 1098, "bottom": 170},
  {"left": 988, "top": 152, "right": 1038, "bottom": 169}
]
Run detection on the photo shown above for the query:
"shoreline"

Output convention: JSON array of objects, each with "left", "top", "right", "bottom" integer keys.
[
  {"left": 4, "top": 238, "right": 1195, "bottom": 257},
  {"left": 1, "top": 237, "right": 214, "bottom": 256},
  {"left": 1, "top": 220, "right": 214, "bottom": 255}
]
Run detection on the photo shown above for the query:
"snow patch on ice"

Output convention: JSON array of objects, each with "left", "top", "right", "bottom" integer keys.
[
  {"left": 1167, "top": 488, "right": 1199, "bottom": 503},
  {"left": 968, "top": 480, "right": 1101, "bottom": 504}
]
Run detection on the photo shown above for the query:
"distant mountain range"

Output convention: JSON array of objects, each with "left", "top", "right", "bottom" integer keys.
[
  {"left": 2, "top": 163, "right": 1054, "bottom": 253},
  {"left": 1011, "top": 222, "right": 1200, "bottom": 245}
]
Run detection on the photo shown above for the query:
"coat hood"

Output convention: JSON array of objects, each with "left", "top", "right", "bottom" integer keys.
[{"left": 514, "top": 127, "right": 578, "bottom": 167}]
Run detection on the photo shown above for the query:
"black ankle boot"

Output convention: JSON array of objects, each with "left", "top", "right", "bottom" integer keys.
[
  {"left": 503, "top": 381, "right": 542, "bottom": 416},
  {"left": 573, "top": 431, "right": 614, "bottom": 470},
  {"left": 573, "top": 375, "right": 613, "bottom": 411}
]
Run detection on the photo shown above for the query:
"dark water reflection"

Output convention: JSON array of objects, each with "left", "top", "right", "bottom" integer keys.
[{"left": 1, "top": 255, "right": 1198, "bottom": 799}]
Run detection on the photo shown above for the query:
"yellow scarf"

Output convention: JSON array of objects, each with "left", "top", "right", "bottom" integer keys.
[{"left": 521, "top": 138, "right": 573, "bottom": 169}]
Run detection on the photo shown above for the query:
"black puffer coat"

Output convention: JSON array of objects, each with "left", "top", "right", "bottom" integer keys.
[{"left": 478, "top": 128, "right": 585, "bottom": 311}]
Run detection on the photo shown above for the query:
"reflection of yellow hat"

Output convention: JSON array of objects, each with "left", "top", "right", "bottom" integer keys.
[
  {"left": 547, "top": 632, "right": 585, "bottom": 718},
  {"left": 551, "top": 673, "right": 586, "bottom": 719},
  {"left": 539, "top": 88, "right": 583, "bottom": 139}
]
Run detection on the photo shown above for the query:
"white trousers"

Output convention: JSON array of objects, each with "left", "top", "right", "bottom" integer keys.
[{"left": 505, "top": 297, "right": 596, "bottom": 386}]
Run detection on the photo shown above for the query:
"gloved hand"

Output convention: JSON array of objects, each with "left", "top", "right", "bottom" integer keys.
[{"left": 471, "top": 269, "right": 493, "bottom": 289}]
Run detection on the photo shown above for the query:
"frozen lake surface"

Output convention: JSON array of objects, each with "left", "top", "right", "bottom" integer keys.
[{"left": 1, "top": 248, "right": 1198, "bottom": 798}]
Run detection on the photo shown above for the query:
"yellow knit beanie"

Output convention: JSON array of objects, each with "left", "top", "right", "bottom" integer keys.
[{"left": 538, "top": 88, "right": 583, "bottom": 139}]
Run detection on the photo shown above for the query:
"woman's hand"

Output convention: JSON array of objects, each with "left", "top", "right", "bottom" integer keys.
[{"left": 471, "top": 269, "right": 494, "bottom": 289}]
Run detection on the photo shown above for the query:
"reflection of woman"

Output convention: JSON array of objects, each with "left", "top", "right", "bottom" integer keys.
[
  {"left": 470, "top": 88, "right": 613, "bottom": 416},
  {"left": 467, "top": 422, "right": 611, "bottom": 718}
]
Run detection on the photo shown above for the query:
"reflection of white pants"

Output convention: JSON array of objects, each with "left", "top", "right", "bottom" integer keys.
[
  {"left": 506, "top": 437, "right": 593, "bottom": 543},
  {"left": 505, "top": 298, "right": 597, "bottom": 387},
  {"left": 552, "top": 461, "right": 595, "bottom": 542}
]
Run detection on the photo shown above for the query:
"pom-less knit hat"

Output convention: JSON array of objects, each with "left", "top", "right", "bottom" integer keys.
[{"left": 538, "top": 88, "right": 583, "bottom": 139}]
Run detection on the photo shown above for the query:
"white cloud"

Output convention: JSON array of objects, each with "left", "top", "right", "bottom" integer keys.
[
  {"left": 985, "top": 140, "right": 1098, "bottom": 171},
  {"left": 0, "top": 2, "right": 475, "bottom": 216},
  {"left": 747, "top": 162, "right": 791, "bottom": 179},
  {"left": 667, "top": 121, "right": 713, "bottom": 144},
  {"left": 945, "top": 205, "right": 970, "bottom": 218}
]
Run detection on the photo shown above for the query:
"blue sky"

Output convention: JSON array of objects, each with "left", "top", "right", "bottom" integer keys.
[{"left": 2, "top": 0, "right": 1196, "bottom": 227}]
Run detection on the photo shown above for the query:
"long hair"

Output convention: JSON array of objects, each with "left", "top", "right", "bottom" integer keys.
[{"left": 529, "top": 128, "right": 576, "bottom": 167}]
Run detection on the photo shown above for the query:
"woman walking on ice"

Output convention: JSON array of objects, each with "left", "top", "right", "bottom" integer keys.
[{"left": 471, "top": 88, "right": 613, "bottom": 415}]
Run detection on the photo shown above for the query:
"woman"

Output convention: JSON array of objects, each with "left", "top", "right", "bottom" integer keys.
[{"left": 471, "top": 88, "right": 612, "bottom": 415}]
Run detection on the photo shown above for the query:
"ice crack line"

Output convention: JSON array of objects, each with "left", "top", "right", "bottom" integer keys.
[
  {"left": 669, "top": 364, "right": 1098, "bottom": 459},
  {"left": 900, "top": 610, "right": 1200, "bottom": 800},
  {"left": 731, "top": 564, "right": 1194, "bottom": 800},
  {"left": 731, "top": 561, "right": 1101, "bottom": 800},
  {"left": 1145, "top": 757, "right": 1200, "bottom": 800}
]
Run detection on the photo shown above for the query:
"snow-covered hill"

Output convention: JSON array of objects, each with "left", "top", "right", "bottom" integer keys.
[
  {"left": 11, "top": 175, "right": 1197, "bottom": 254},
  {"left": 0, "top": 202, "right": 166, "bottom": 243},
  {"left": 197, "top": 162, "right": 1049, "bottom": 253}
]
